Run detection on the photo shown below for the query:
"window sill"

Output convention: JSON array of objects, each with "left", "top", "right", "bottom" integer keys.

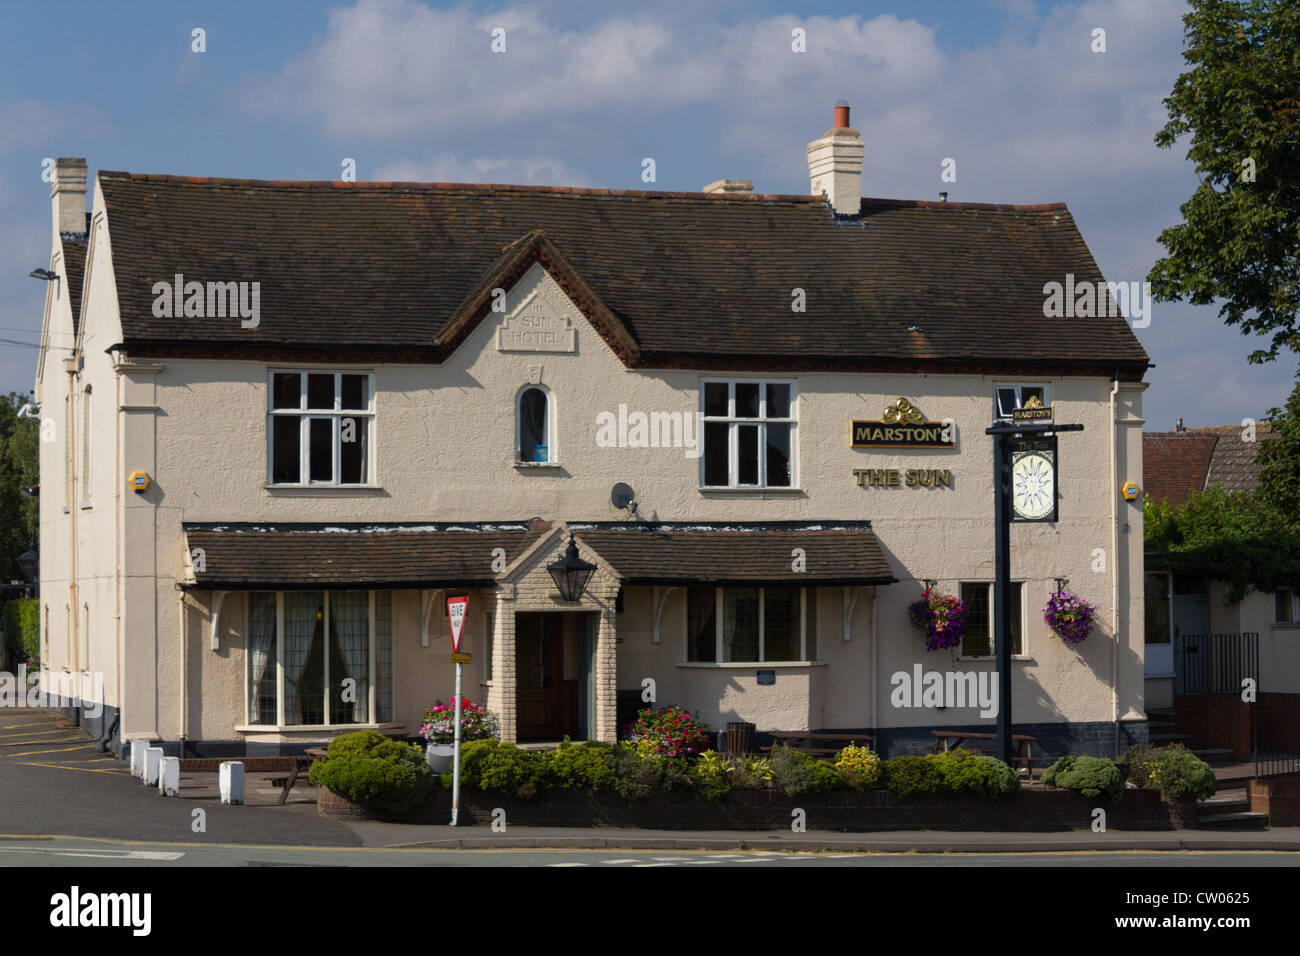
[
  {"left": 675, "top": 660, "right": 826, "bottom": 668},
  {"left": 234, "top": 722, "right": 405, "bottom": 734},
  {"left": 62, "top": 506, "right": 70, "bottom": 514},
  {"left": 79, "top": 500, "right": 92, "bottom": 510},
  {"left": 1272, "top": 622, "right": 1300, "bottom": 629},
  {"left": 956, "top": 655, "right": 1034, "bottom": 663},
  {"left": 514, "top": 461, "right": 562, "bottom": 470},
  {"left": 264, "top": 484, "right": 386, "bottom": 496},
  {"left": 698, "top": 486, "right": 803, "bottom": 495}
]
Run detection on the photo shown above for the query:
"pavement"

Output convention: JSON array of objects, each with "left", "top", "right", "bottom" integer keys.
[{"left": 3, "top": 708, "right": 1299, "bottom": 856}]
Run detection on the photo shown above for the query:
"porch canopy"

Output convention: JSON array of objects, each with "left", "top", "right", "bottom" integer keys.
[
  {"left": 180, "top": 521, "right": 546, "bottom": 589},
  {"left": 568, "top": 521, "right": 897, "bottom": 587}
]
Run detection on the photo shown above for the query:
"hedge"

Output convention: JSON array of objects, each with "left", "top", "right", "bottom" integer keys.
[{"left": 2, "top": 598, "right": 38, "bottom": 666}]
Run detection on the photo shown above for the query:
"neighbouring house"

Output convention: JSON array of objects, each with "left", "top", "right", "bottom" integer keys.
[
  {"left": 1142, "top": 421, "right": 1300, "bottom": 760},
  {"left": 34, "top": 102, "right": 1152, "bottom": 761}
]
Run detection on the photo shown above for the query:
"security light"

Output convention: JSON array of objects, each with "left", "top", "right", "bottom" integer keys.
[{"left": 28, "top": 268, "right": 57, "bottom": 281}]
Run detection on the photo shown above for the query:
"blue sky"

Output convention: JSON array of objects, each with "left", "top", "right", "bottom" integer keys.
[{"left": 1, "top": 0, "right": 1294, "bottom": 429}]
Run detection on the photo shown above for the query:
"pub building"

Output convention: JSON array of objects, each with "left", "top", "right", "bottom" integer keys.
[{"left": 35, "top": 102, "right": 1151, "bottom": 760}]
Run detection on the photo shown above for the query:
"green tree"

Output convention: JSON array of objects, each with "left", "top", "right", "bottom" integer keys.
[
  {"left": 1149, "top": 0, "right": 1300, "bottom": 363},
  {"left": 1257, "top": 372, "right": 1300, "bottom": 518},
  {"left": 0, "top": 392, "right": 39, "bottom": 580}
]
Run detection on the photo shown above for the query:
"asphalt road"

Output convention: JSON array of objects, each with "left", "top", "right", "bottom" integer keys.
[{"left": 2, "top": 837, "right": 1297, "bottom": 867}]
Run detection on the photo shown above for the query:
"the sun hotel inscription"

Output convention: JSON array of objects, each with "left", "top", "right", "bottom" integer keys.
[{"left": 497, "top": 298, "right": 577, "bottom": 353}]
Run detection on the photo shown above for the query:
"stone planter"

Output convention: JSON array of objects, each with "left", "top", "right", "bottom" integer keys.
[
  {"left": 317, "top": 785, "right": 379, "bottom": 821},
  {"left": 426, "top": 743, "right": 455, "bottom": 773},
  {"left": 1163, "top": 794, "right": 1200, "bottom": 829}
]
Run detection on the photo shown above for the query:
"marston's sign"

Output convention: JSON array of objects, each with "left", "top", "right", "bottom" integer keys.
[{"left": 852, "top": 398, "right": 954, "bottom": 449}]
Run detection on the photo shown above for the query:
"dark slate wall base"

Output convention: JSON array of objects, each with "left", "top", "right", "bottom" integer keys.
[{"left": 869, "top": 720, "right": 1148, "bottom": 761}]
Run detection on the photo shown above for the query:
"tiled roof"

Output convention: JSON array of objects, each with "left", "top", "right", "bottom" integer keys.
[
  {"left": 570, "top": 521, "right": 897, "bottom": 586},
  {"left": 1142, "top": 433, "right": 1219, "bottom": 508},
  {"left": 61, "top": 232, "right": 87, "bottom": 336},
  {"left": 182, "top": 522, "right": 544, "bottom": 589},
  {"left": 1143, "top": 425, "right": 1277, "bottom": 507},
  {"left": 97, "top": 173, "right": 1150, "bottom": 377}
]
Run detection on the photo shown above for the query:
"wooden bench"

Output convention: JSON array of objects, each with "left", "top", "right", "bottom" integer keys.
[
  {"left": 270, "top": 727, "right": 407, "bottom": 804},
  {"left": 764, "top": 732, "right": 875, "bottom": 761},
  {"left": 930, "top": 730, "right": 1040, "bottom": 775}
]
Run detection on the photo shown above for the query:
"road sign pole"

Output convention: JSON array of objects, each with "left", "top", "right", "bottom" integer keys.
[
  {"left": 451, "top": 661, "right": 463, "bottom": 827},
  {"left": 994, "top": 430, "right": 1012, "bottom": 764}
]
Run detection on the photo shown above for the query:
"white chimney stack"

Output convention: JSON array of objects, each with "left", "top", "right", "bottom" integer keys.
[
  {"left": 807, "top": 100, "right": 863, "bottom": 217},
  {"left": 51, "top": 157, "right": 87, "bottom": 236}
]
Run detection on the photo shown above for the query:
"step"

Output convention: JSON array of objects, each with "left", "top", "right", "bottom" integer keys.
[
  {"left": 1147, "top": 708, "right": 1176, "bottom": 719},
  {"left": 1196, "top": 811, "right": 1269, "bottom": 830},
  {"left": 1150, "top": 731, "right": 1193, "bottom": 742},
  {"left": 1191, "top": 747, "right": 1236, "bottom": 762},
  {"left": 1199, "top": 795, "right": 1249, "bottom": 813},
  {"left": 1147, "top": 719, "right": 1177, "bottom": 729}
]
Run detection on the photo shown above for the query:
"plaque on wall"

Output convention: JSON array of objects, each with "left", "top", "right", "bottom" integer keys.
[
  {"left": 757, "top": 670, "right": 776, "bottom": 686},
  {"left": 497, "top": 293, "right": 576, "bottom": 353}
]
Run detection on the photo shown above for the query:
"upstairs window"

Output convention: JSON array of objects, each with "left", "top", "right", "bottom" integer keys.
[
  {"left": 269, "top": 371, "right": 373, "bottom": 485},
  {"left": 517, "top": 386, "right": 554, "bottom": 464},
  {"left": 994, "top": 384, "right": 1049, "bottom": 421},
  {"left": 701, "top": 380, "right": 796, "bottom": 488}
]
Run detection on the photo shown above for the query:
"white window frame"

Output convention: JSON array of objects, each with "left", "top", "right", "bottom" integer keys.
[
  {"left": 267, "top": 370, "right": 375, "bottom": 487},
  {"left": 515, "top": 384, "right": 556, "bottom": 465},
  {"left": 699, "top": 379, "right": 798, "bottom": 489},
  {"left": 993, "top": 382, "right": 1050, "bottom": 422},
  {"left": 242, "top": 590, "right": 395, "bottom": 731},
  {"left": 957, "top": 580, "right": 1028, "bottom": 660},
  {"left": 683, "top": 586, "right": 811, "bottom": 663}
]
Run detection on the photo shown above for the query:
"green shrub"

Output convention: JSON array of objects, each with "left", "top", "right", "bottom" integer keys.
[
  {"left": 477, "top": 742, "right": 550, "bottom": 800},
  {"left": 307, "top": 730, "right": 435, "bottom": 813},
  {"left": 1155, "top": 748, "right": 1217, "bottom": 801},
  {"left": 688, "top": 750, "right": 732, "bottom": 801},
  {"left": 931, "top": 749, "right": 996, "bottom": 794},
  {"left": 611, "top": 741, "right": 690, "bottom": 800},
  {"left": 548, "top": 740, "right": 616, "bottom": 792},
  {"left": 769, "top": 744, "right": 846, "bottom": 797},
  {"left": 457, "top": 738, "right": 500, "bottom": 789},
  {"left": 724, "top": 754, "right": 773, "bottom": 790},
  {"left": 834, "top": 745, "right": 883, "bottom": 790},
  {"left": 884, "top": 754, "right": 945, "bottom": 797},
  {"left": 2, "top": 598, "right": 39, "bottom": 666},
  {"left": 973, "top": 755, "right": 1022, "bottom": 796},
  {"left": 1041, "top": 755, "right": 1124, "bottom": 803}
]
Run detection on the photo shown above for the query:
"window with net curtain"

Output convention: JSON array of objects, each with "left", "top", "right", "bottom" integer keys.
[{"left": 247, "top": 591, "right": 394, "bottom": 725}]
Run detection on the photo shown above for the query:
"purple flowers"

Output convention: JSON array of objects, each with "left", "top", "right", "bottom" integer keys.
[
  {"left": 1043, "top": 590, "right": 1097, "bottom": 644},
  {"left": 908, "top": 589, "right": 968, "bottom": 651}
]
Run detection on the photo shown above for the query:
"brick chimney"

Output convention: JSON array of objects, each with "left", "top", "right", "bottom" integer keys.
[
  {"left": 807, "top": 100, "right": 863, "bottom": 217},
  {"left": 51, "top": 157, "right": 87, "bottom": 236}
]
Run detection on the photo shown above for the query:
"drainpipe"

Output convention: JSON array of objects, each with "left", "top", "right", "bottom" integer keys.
[
  {"left": 114, "top": 362, "right": 122, "bottom": 751},
  {"left": 178, "top": 590, "right": 187, "bottom": 756},
  {"left": 65, "top": 358, "right": 78, "bottom": 685},
  {"left": 870, "top": 586, "right": 879, "bottom": 746},
  {"left": 1110, "top": 374, "right": 1121, "bottom": 756}
]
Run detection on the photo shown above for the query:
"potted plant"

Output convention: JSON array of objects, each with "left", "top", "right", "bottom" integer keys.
[
  {"left": 907, "top": 589, "right": 967, "bottom": 651},
  {"left": 420, "top": 697, "right": 500, "bottom": 771},
  {"left": 1042, "top": 590, "right": 1098, "bottom": 644}
]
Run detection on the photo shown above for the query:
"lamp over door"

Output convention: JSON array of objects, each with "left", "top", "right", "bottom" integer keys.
[{"left": 547, "top": 534, "right": 596, "bottom": 602}]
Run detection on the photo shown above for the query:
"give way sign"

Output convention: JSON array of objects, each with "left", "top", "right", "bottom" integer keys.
[{"left": 446, "top": 596, "right": 468, "bottom": 653}]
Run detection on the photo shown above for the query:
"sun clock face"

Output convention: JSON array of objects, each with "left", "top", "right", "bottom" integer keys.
[{"left": 1011, "top": 449, "right": 1056, "bottom": 521}]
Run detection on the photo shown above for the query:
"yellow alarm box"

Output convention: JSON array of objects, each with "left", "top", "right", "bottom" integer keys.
[
  {"left": 1121, "top": 481, "right": 1140, "bottom": 501},
  {"left": 129, "top": 471, "right": 150, "bottom": 493}
]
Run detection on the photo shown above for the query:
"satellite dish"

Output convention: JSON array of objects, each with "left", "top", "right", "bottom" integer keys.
[{"left": 611, "top": 482, "right": 636, "bottom": 510}]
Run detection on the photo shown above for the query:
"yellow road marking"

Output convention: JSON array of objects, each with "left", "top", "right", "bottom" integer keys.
[
  {"left": 0, "top": 745, "right": 98, "bottom": 758},
  {"left": 12, "top": 761, "right": 132, "bottom": 775}
]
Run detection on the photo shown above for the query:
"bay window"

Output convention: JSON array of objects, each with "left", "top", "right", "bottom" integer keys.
[
  {"left": 685, "top": 586, "right": 816, "bottom": 662},
  {"left": 246, "top": 590, "right": 394, "bottom": 727}
]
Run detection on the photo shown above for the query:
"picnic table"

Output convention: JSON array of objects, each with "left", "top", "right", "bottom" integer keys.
[
  {"left": 929, "top": 730, "right": 1040, "bottom": 774},
  {"left": 767, "top": 731, "right": 875, "bottom": 760},
  {"left": 274, "top": 726, "right": 407, "bottom": 804}
]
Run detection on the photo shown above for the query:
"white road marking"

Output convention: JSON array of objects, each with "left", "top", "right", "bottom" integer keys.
[
  {"left": 0, "top": 846, "right": 184, "bottom": 861},
  {"left": 603, "top": 858, "right": 638, "bottom": 864},
  {"left": 548, "top": 862, "right": 589, "bottom": 867}
]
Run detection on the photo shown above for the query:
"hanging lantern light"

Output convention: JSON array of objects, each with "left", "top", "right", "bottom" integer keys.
[{"left": 547, "top": 534, "right": 596, "bottom": 602}]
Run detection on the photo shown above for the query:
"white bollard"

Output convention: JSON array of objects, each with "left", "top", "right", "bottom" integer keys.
[
  {"left": 130, "top": 741, "right": 147, "bottom": 778},
  {"left": 159, "top": 756, "right": 180, "bottom": 797},
  {"left": 144, "top": 746, "right": 163, "bottom": 786},
  {"left": 219, "top": 761, "right": 245, "bottom": 805}
]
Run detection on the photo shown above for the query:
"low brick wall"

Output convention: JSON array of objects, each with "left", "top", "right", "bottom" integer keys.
[
  {"left": 321, "top": 785, "right": 1175, "bottom": 831},
  {"left": 1249, "top": 775, "right": 1300, "bottom": 826}
]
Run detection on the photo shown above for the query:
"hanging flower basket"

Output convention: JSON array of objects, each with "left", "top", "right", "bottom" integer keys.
[
  {"left": 1043, "top": 590, "right": 1098, "bottom": 644},
  {"left": 907, "top": 589, "right": 968, "bottom": 651}
]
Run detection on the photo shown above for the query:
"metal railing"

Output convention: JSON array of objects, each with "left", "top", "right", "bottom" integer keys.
[
  {"left": 1174, "top": 632, "right": 1259, "bottom": 696},
  {"left": 1252, "top": 708, "right": 1300, "bottom": 778}
]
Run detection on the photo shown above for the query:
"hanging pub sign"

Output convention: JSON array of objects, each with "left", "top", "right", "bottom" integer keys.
[
  {"left": 851, "top": 397, "right": 954, "bottom": 449},
  {"left": 1009, "top": 434, "right": 1058, "bottom": 522}
]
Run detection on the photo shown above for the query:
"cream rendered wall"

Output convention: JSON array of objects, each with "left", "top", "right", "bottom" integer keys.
[
  {"left": 1239, "top": 591, "right": 1300, "bottom": 694},
  {"left": 105, "top": 251, "right": 1144, "bottom": 742}
]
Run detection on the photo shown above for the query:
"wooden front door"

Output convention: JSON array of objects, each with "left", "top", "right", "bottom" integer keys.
[{"left": 516, "top": 613, "right": 564, "bottom": 740}]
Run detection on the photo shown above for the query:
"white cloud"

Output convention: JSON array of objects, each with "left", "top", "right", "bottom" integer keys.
[
  {"left": 0, "top": 98, "right": 108, "bottom": 152},
  {"left": 371, "top": 153, "right": 592, "bottom": 186}
]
